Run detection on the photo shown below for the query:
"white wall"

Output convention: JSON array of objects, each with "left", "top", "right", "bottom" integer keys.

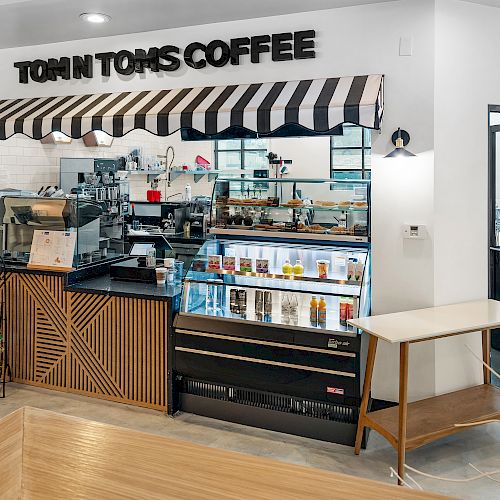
[
  {"left": 0, "top": 1, "right": 440, "bottom": 401},
  {"left": 433, "top": 0, "right": 500, "bottom": 393}
]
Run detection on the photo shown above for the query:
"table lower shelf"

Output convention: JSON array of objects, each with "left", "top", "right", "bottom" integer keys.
[{"left": 365, "top": 384, "right": 500, "bottom": 451}]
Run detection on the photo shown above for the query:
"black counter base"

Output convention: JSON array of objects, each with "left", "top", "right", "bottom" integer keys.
[
  {"left": 175, "top": 376, "right": 366, "bottom": 447},
  {"left": 179, "top": 393, "right": 364, "bottom": 447}
]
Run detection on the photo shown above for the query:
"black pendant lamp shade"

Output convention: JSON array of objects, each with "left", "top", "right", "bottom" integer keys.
[{"left": 385, "top": 128, "right": 416, "bottom": 158}]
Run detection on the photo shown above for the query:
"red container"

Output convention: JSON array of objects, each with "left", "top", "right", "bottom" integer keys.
[{"left": 147, "top": 190, "right": 161, "bottom": 203}]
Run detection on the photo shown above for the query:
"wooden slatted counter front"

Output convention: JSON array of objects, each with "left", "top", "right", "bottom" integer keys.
[{"left": 4, "top": 268, "right": 179, "bottom": 411}]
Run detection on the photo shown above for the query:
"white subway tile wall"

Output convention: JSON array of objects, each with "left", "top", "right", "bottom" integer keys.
[
  {"left": 0, "top": 130, "right": 214, "bottom": 201},
  {"left": 0, "top": 133, "right": 334, "bottom": 203}
]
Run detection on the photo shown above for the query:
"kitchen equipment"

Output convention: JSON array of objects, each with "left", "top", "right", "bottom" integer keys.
[
  {"left": 1, "top": 196, "right": 104, "bottom": 265},
  {"left": 127, "top": 201, "right": 189, "bottom": 234},
  {"left": 188, "top": 196, "right": 211, "bottom": 235},
  {"left": 60, "top": 158, "right": 129, "bottom": 222}
]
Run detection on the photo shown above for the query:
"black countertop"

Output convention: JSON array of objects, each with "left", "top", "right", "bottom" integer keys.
[
  {"left": 160, "top": 233, "right": 208, "bottom": 245},
  {"left": 66, "top": 274, "right": 183, "bottom": 301}
]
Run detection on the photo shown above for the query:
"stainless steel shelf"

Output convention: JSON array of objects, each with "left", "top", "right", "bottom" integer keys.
[
  {"left": 216, "top": 177, "right": 371, "bottom": 184},
  {"left": 170, "top": 170, "right": 219, "bottom": 183}
]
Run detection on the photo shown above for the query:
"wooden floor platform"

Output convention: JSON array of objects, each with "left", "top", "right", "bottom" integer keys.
[
  {"left": 0, "top": 407, "right": 454, "bottom": 499},
  {"left": 365, "top": 384, "right": 500, "bottom": 451}
]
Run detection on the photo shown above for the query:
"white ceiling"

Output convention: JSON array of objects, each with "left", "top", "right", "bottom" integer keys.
[{"left": 0, "top": 0, "right": 396, "bottom": 49}]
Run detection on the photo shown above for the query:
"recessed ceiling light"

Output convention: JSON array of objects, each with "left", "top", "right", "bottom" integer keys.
[{"left": 80, "top": 12, "right": 111, "bottom": 24}]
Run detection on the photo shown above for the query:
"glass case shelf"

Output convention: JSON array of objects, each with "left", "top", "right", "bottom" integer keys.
[
  {"left": 218, "top": 203, "right": 368, "bottom": 212},
  {"left": 186, "top": 275, "right": 361, "bottom": 298},
  {"left": 193, "top": 268, "right": 361, "bottom": 287},
  {"left": 182, "top": 304, "right": 356, "bottom": 336}
]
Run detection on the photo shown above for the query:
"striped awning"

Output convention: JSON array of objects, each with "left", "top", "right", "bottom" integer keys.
[{"left": 0, "top": 74, "right": 383, "bottom": 140}]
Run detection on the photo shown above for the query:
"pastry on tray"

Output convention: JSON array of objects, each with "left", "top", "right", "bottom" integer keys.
[
  {"left": 314, "top": 200, "right": 337, "bottom": 207},
  {"left": 283, "top": 199, "right": 304, "bottom": 207}
]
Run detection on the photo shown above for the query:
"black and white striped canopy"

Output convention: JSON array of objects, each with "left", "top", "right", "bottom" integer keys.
[{"left": 0, "top": 74, "right": 383, "bottom": 140}]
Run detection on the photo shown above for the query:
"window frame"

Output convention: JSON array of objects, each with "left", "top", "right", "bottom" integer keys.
[
  {"left": 330, "top": 126, "right": 371, "bottom": 183},
  {"left": 214, "top": 139, "right": 268, "bottom": 175}
]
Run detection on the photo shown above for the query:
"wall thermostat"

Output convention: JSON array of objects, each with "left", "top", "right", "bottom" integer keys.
[{"left": 402, "top": 224, "right": 426, "bottom": 240}]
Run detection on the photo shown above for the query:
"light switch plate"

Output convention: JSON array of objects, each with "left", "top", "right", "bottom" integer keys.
[{"left": 399, "top": 36, "right": 413, "bottom": 56}]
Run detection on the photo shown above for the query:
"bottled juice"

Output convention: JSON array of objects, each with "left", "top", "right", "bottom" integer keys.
[
  {"left": 310, "top": 296, "right": 318, "bottom": 324},
  {"left": 339, "top": 297, "right": 348, "bottom": 327},
  {"left": 293, "top": 259, "right": 304, "bottom": 276},
  {"left": 347, "top": 297, "right": 354, "bottom": 322},
  {"left": 318, "top": 296, "right": 327, "bottom": 324},
  {"left": 282, "top": 259, "right": 293, "bottom": 275}
]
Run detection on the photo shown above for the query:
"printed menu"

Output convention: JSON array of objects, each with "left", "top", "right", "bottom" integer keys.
[{"left": 28, "top": 230, "right": 76, "bottom": 270}]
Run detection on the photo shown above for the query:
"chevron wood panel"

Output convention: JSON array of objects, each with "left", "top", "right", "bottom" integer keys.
[
  {"left": 6, "top": 272, "right": 168, "bottom": 410},
  {"left": 68, "top": 293, "right": 167, "bottom": 409},
  {"left": 7, "top": 273, "right": 66, "bottom": 388}
]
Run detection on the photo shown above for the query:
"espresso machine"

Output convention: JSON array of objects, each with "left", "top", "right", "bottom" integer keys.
[
  {"left": 188, "top": 196, "right": 211, "bottom": 235},
  {"left": 60, "top": 158, "right": 129, "bottom": 217},
  {"left": 60, "top": 158, "right": 128, "bottom": 256}
]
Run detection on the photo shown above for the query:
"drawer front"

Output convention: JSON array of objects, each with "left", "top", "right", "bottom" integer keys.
[
  {"left": 176, "top": 330, "right": 357, "bottom": 375},
  {"left": 175, "top": 349, "right": 358, "bottom": 404},
  {"left": 174, "top": 314, "right": 360, "bottom": 353}
]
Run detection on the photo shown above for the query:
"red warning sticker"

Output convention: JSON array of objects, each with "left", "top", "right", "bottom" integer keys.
[{"left": 327, "top": 387, "right": 344, "bottom": 395}]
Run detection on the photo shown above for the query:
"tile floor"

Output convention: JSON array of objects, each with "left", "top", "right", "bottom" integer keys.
[{"left": 1, "top": 383, "right": 498, "bottom": 500}]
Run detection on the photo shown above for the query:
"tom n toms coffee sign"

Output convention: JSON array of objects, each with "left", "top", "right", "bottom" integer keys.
[{"left": 14, "top": 30, "right": 315, "bottom": 84}]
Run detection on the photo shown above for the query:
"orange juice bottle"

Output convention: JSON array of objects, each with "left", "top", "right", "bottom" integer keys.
[
  {"left": 318, "top": 296, "right": 327, "bottom": 324},
  {"left": 310, "top": 296, "right": 318, "bottom": 324}
]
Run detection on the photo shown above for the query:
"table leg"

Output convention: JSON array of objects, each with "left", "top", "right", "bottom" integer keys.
[
  {"left": 354, "top": 335, "right": 378, "bottom": 455},
  {"left": 397, "top": 342, "right": 409, "bottom": 485},
  {"left": 482, "top": 329, "right": 491, "bottom": 385}
]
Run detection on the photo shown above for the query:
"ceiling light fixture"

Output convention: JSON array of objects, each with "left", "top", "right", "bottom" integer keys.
[
  {"left": 385, "top": 128, "right": 416, "bottom": 158},
  {"left": 79, "top": 12, "right": 111, "bottom": 24}
]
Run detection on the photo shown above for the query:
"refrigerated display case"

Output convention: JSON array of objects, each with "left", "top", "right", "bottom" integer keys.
[
  {"left": 180, "top": 239, "right": 370, "bottom": 332},
  {"left": 210, "top": 177, "right": 370, "bottom": 243},
  {"left": 173, "top": 180, "right": 372, "bottom": 445}
]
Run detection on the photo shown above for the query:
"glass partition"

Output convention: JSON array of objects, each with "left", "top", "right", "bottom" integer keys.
[{"left": 0, "top": 195, "right": 124, "bottom": 268}]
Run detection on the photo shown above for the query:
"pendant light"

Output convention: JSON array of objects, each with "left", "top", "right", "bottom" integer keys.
[{"left": 385, "top": 128, "right": 416, "bottom": 158}]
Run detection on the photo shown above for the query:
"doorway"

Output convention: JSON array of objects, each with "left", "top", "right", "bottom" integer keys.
[{"left": 487, "top": 105, "right": 500, "bottom": 386}]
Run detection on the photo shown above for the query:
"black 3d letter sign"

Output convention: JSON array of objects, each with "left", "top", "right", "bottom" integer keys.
[{"left": 14, "top": 30, "right": 316, "bottom": 84}]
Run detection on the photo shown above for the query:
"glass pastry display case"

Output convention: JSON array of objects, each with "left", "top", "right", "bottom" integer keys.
[
  {"left": 179, "top": 239, "right": 370, "bottom": 334},
  {"left": 210, "top": 177, "right": 370, "bottom": 243}
]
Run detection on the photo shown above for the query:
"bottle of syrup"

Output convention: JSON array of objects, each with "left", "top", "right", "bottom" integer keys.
[{"left": 131, "top": 203, "right": 139, "bottom": 230}]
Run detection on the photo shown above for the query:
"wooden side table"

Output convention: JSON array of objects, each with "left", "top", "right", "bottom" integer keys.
[{"left": 349, "top": 299, "right": 500, "bottom": 484}]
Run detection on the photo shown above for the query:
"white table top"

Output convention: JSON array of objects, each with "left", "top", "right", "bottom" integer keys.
[{"left": 348, "top": 299, "right": 500, "bottom": 343}]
